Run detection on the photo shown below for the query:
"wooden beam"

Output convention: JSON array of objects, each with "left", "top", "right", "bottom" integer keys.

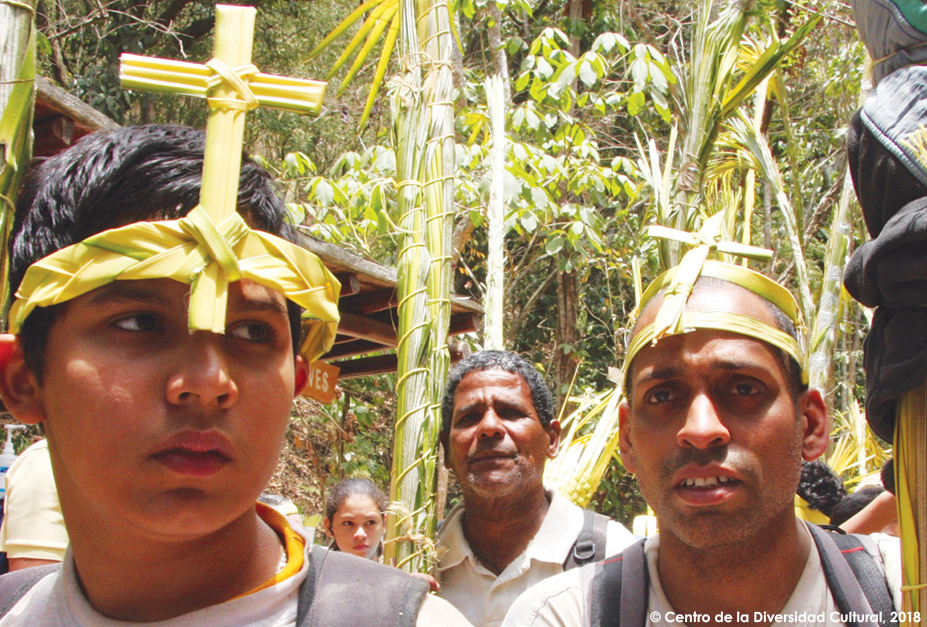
[
  {"left": 334, "top": 273, "right": 360, "bottom": 297},
  {"left": 338, "top": 288, "right": 397, "bottom": 315},
  {"left": 335, "top": 354, "right": 397, "bottom": 379},
  {"left": 35, "top": 76, "right": 120, "bottom": 133},
  {"left": 332, "top": 343, "right": 469, "bottom": 379},
  {"left": 296, "top": 230, "right": 483, "bottom": 315},
  {"left": 336, "top": 312, "right": 397, "bottom": 346},
  {"left": 449, "top": 312, "right": 479, "bottom": 336},
  {"left": 329, "top": 312, "right": 476, "bottom": 356},
  {"left": 323, "top": 339, "right": 392, "bottom": 360}
]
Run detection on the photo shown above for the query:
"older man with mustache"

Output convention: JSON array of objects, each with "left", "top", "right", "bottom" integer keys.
[
  {"left": 502, "top": 264, "right": 903, "bottom": 627},
  {"left": 435, "top": 350, "right": 635, "bottom": 627}
]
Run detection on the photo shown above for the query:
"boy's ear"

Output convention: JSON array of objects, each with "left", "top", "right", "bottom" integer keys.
[
  {"left": 294, "top": 356, "right": 309, "bottom": 396},
  {"left": 0, "top": 334, "right": 46, "bottom": 425}
]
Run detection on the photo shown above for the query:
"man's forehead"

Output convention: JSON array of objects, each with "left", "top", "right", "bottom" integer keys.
[
  {"left": 635, "top": 279, "right": 776, "bottom": 329},
  {"left": 626, "top": 280, "right": 784, "bottom": 385},
  {"left": 453, "top": 368, "right": 531, "bottom": 403},
  {"left": 630, "top": 329, "right": 781, "bottom": 380}
]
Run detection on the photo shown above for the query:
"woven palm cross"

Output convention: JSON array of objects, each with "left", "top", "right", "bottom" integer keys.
[
  {"left": 640, "top": 212, "right": 775, "bottom": 339},
  {"left": 10, "top": 5, "right": 341, "bottom": 362}
]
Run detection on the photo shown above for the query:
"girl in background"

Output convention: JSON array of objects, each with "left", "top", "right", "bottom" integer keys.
[{"left": 322, "top": 478, "right": 386, "bottom": 560}]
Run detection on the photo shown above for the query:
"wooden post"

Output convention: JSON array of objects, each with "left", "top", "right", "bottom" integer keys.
[{"left": 0, "top": 0, "right": 36, "bottom": 316}]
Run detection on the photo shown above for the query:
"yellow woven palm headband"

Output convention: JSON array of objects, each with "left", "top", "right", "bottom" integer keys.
[
  {"left": 8, "top": 206, "right": 341, "bottom": 363},
  {"left": 623, "top": 260, "right": 807, "bottom": 384}
]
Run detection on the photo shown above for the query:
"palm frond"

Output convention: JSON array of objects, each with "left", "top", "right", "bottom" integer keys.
[
  {"left": 308, "top": 0, "right": 401, "bottom": 130},
  {"left": 544, "top": 384, "right": 623, "bottom": 508},
  {"left": 725, "top": 114, "right": 814, "bottom": 319}
]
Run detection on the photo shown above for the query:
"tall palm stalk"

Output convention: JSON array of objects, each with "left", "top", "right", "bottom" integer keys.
[
  {"left": 0, "top": 0, "right": 36, "bottom": 315},
  {"left": 310, "top": 0, "right": 456, "bottom": 573},
  {"left": 385, "top": 0, "right": 456, "bottom": 571},
  {"left": 650, "top": 0, "right": 819, "bottom": 273}
]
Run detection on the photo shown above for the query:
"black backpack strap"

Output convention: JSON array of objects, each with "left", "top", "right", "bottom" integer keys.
[
  {"left": 298, "top": 545, "right": 429, "bottom": 627},
  {"left": 0, "top": 563, "right": 61, "bottom": 619},
  {"left": 565, "top": 510, "right": 611, "bottom": 570},
  {"left": 826, "top": 529, "right": 898, "bottom": 627},
  {"left": 587, "top": 537, "right": 648, "bottom": 627},
  {"left": 808, "top": 524, "right": 896, "bottom": 627}
]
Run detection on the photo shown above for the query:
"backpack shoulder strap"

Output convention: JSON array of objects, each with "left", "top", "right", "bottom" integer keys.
[
  {"left": 298, "top": 545, "right": 429, "bottom": 627},
  {"left": 827, "top": 530, "right": 898, "bottom": 627},
  {"left": 0, "top": 562, "right": 61, "bottom": 619},
  {"left": 808, "top": 524, "right": 897, "bottom": 627},
  {"left": 587, "top": 537, "right": 648, "bottom": 627},
  {"left": 565, "top": 510, "right": 611, "bottom": 570}
]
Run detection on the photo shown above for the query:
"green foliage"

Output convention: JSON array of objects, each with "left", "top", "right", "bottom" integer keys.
[{"left": 37, "top": 0, "right": 878, "bottom": 526}]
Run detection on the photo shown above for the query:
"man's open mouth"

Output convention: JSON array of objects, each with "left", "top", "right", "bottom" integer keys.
[{"left": 678, "top": 476, "right": 735, "bottom": 488}]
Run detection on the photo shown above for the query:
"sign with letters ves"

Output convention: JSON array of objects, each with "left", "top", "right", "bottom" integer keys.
[{"left": 303, "top": 361, "right": 340, "bottom": 404}]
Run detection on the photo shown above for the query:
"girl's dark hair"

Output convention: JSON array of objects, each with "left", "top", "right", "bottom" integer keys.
[{"left": 324, "top": 477, "right": 387, "bottom": 522}]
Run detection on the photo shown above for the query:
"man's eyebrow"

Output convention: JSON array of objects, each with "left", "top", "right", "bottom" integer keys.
[
  {"left": 636, "top": 365, "right": 681, "bottom": 384},
  {"left": 87, "top": 283, "right": 173, "bottom": 308},
  {"left": 637, "top": 359, "right": 765, "bottom": 383},
  {"left": 453, "top": 398, "right": 531, "bottom": 419}
]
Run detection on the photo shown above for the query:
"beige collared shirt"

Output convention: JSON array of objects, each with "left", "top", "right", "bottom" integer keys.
[{"left": 436, "top": 490, "right": 635, "bottom": 627}]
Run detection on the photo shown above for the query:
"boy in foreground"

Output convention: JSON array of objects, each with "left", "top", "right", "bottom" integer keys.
[{"left": 0, "top": 124, "right": 469, "bottom": 627}]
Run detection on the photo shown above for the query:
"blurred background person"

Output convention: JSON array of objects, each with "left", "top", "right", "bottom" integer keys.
[{"left": 322, "top": 477, "right": 386, "bottom": 560}]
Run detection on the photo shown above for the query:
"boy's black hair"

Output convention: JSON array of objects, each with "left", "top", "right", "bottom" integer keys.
[
  {"left": 796, "top": 460, "right": 847, "bottom": 518},
  {"left": 829, "top": 485, "right": 885, "bottom": 528},
  {"left": 441, "top": 350, "right": 555, "bottom": 434},
  {"left": 11, "top": 124, "right": 302, "bottom": 378}
]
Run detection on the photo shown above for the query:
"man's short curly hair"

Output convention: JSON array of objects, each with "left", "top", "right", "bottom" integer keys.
[{"left": 441, "top": 350, "right": 554, "bottom": 434}]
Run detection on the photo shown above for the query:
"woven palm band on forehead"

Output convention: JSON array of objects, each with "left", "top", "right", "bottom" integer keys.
[
  {"left": 623, "top": 260, "right": 807, "bottom": 384},
  {"left": 8, "top": 205, "right": 342, "bottom": 363}
]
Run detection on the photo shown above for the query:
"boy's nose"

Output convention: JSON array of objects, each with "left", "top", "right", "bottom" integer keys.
[{"left": 165, "top": 332, "right": 238, "bottom": 409}]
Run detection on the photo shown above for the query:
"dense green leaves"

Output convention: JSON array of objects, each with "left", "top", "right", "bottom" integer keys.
[{"left": 29, "top": 0, "right": 875, "bottom": 524}]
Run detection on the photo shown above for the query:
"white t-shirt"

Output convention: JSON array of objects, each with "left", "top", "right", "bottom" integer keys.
[
  {"left": 0, "top": 509, "right": 469, "bottom": 627},
  {"left": 502, "top": 525, "right": 902, "bottom": 627},
  {"left": 0, "top": 545, "right": 305, "bottom": 627},
  {"left": 0, "top": 440, "right": 68, "bottom": 562},
  {"left": 436, "top": 490, "right": 636, "bottom": 627}
]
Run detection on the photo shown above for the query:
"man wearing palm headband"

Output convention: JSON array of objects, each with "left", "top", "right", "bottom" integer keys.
[{"left": 503, "top": 260, "right": 902, "bottom": 627}]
